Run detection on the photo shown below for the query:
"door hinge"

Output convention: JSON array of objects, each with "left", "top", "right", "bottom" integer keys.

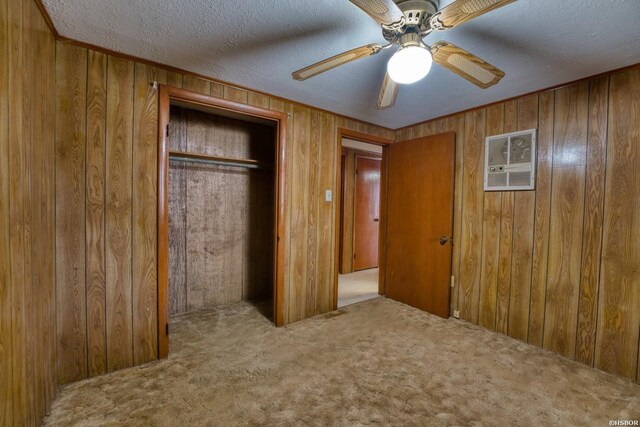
[
  {"left": 353, "top": 253, "right": 356, "bottom": 259},
  {"left": 165, "top": 323, "right": 169, "bottom": 336},
  {"left": 355, "top": 168, "right": 358, "bottom": 175},
  {"left": 166, "top": 124, "right": 170, "bottom": 137},
  {"left": 450, "top": 276, "right": 455, "bottom": 288}
]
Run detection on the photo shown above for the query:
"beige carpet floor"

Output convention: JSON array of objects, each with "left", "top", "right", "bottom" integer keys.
[
  {"left": 337, "top": 268, "right": 379, "bottom": 307},
  {"left": 45, "top": 298, "right": 640, "bottom": 426}
]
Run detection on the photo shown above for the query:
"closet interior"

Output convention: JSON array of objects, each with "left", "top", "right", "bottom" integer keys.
[{"left": 167, "top": 103, "right": 276, "bottom": 320}]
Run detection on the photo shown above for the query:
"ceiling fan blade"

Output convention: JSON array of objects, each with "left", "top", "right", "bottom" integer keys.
[
  {"left": 431, "top": 41, "right": 505, "bottom": 88},
  {"left": 292, "top": 44, "right": 383, "bottom": 81},
  {"left": 377, "top": 72, "right": 399, "bottom": 110},
  {"left": 431, "top": 0, "right": 516, "bottom": 30},
  {"left": 349, "top": 0, "right": 405, "bottom": 26}
]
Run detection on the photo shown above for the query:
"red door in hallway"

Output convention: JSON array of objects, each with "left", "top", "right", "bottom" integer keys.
[
  {"left": 353, "top": 156, "right": 381, "bottom": 271},
  {"left": 383, "top": 133, "right": 455, "bottom": 318}
]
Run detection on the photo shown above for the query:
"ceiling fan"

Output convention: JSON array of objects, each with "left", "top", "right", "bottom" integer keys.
[{"left": 292, "top": 0, "right": 515, "bottom": 110}]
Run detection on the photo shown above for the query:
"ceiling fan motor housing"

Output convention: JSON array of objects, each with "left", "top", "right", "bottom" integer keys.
[
  {"left": 383, "top": 0, "right": 440, "bottom": 41},
  {"left": 396, "top": 0, "right": 439, "bottom": 21}
]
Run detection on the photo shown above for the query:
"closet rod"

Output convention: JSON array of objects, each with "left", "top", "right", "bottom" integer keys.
[{"left": 169, "top": 150, "right": 270, "bottom": 170}]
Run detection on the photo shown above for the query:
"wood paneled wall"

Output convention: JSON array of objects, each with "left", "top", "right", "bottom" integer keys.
[
  {"left": 53, "top": 39, "right": 394, "bottom": 384},
  {"left": 168, "top": 107, "right": 275, "bottom": 314},
  {"left": 396, "top": 66, "right": 640, "bottom": 383},
  {"left": 0, "top": 0, "right": 57, "bottom": 425}
]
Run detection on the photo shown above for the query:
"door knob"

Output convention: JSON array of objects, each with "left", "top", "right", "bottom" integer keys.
[{"left": 439, "top": 236, "right": 449, "bottom": 245}]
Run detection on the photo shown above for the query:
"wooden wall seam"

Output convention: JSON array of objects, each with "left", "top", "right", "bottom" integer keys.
[
  {"left": 539, "top": 91, "right": 557, "bottom": 349},
  {"left": 8, "top": 0, "right": 28, "bottom": 421},
  {"left": 508, "top": 94, "right": 538, "bottom": 342},
  {"left": 527, "top": 92, "right": 554, "bottom": 347},
  {"left": 0, "top": 0, "right": 14, "bottom": 421},
  {"left": 85, "top": 49, "right": 108, "bottom": 377},
  {"left": 590, "top": 76, "right": 611, "bottom": 367},
  {"left": 575, "top": 76, "right": 609, "bottom": 366},
  {"left": 105, "top": 55, "right": 134, "bottom": 372},
  {"left": 478, "top": 103, "right": 503, "bottom": 330},
  {"left": 55, "top": 42, "right": 88, "bottom": 385}
]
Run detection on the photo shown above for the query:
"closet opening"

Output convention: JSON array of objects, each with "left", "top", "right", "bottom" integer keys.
[{"left": 157, "top": 86, "right": 287, "bottom": 358}]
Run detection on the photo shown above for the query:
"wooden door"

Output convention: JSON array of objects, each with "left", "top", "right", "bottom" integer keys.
[
  {"left": 384, "top": 133, "right": 455, "bottom": 318},
  {"left": 353, "top": 157, "right": 381, "bottom": 270}
]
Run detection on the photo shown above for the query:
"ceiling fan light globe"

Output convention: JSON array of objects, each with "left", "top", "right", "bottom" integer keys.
[{"left": 387, "top": 45, "right": 433, "bottom": 84}]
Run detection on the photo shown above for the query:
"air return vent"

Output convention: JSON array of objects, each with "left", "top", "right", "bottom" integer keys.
[{"left": 484, "top": 129, "right": 536, "bottom": 191}]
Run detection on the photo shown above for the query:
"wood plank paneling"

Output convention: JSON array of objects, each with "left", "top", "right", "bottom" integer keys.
[
  {"left": 575, "top": 76, "right": 608, "bottom": 365},
  {"left": 85, "top": 49, "right": 107, "bottom": 377},
  {"left": 168, "top": 108, "right": 275, "bottom": 311},
  {"left": 478, "top": 103, "right": 503, "bottom": 330},
  {"left": 528, "top": 91, "right": 554, "bottom": 346},
  {"left": 224, "top": 86, "right": 248, "bottom": 104},
  {"left": 401, "top": 67, "right": 640, "bottom": 383},
  {"left": 55, "top": 42, "right": 87, "bottom": 384},
  {"left": 210, "top": 81, "right": 224, "bottom": 98},
  {"left": 167, "top": 71, "right": 182, "bottom": 88},
  {"left": 105, "top": 56, "right": 134, "bottom": 372},
  {"left": 21, "top": 4, "right": 36, "bottom": 421},
  {"left": 290, "top": 106, "right": 311, "bottom": 322},
  {"left": 30, "top": 5, "right": 54, "bottom": 416},
  {"left": 40, "top": 7, "right": 57, "bottom": 410},
  {"left": 495, "top": 192, "right": 513, "bottom": 334},
  {"left": 8, "top": 0, "right": 28, "bottom": 419},
  {"left": 595, "top": 69, "right": 640, "bottom": 380},
  {"left": 395, "top": 126, "right": 413, "bottom": 142},
  {"left": 317, "top": 112, "right": 336, "bottom": 313},
  {"left": 168, "top": 107, "right": 187, "bottom": 315},
  {"left": 49, "top": 27, "right": 640, "bottom": 394},
  {"left": 458, "top": 109, "right": 485, "bottom": 323},
  {"left": 495, "top": 100, "right": 517, "bottom": 334},
  {"left": 8, "top": 6, "right": 398, "bottom": 421},
  {"left": 248, "top": 91, "right": 271, "bottom": 109},
  {"left": 3, "top": 1, "right": 58, "bottom": 424},
  {"left": 508, "top": 94, "right": 538, "bottom": 341},
  {"left": 305, "top": 111, "right": 320, "bottom": 317},
  {"left": 543, "top": 83, "right": 588, "bottom": 359},
  {"left": 132, "top": 63, "right": 164, "bottom": 365},
  {"left": 185, "top": 115, "right": 238, "bottom": 307},
  {"left": 182, "top": 75, "right": 209, "bottom": 94},
  {"left": 0, "top": 0, "right": 13, "bottom": 422}
]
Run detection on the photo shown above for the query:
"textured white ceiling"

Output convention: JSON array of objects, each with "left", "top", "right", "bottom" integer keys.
[{"left": 43, "top": 0, "right": 640, "bottom": 128}]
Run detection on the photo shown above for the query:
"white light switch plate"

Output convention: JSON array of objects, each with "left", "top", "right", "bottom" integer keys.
[{"left": 325, "top": 190, "right": 332, "bottom": 202}]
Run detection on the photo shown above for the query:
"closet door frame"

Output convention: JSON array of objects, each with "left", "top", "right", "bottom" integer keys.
[{"left": 157, "top": 85, "right": 288, "bottom": 358}]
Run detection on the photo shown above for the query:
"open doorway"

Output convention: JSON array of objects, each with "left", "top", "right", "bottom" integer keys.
[{"left": 334, "top": 129, "right": 392, "bottom": 308}]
